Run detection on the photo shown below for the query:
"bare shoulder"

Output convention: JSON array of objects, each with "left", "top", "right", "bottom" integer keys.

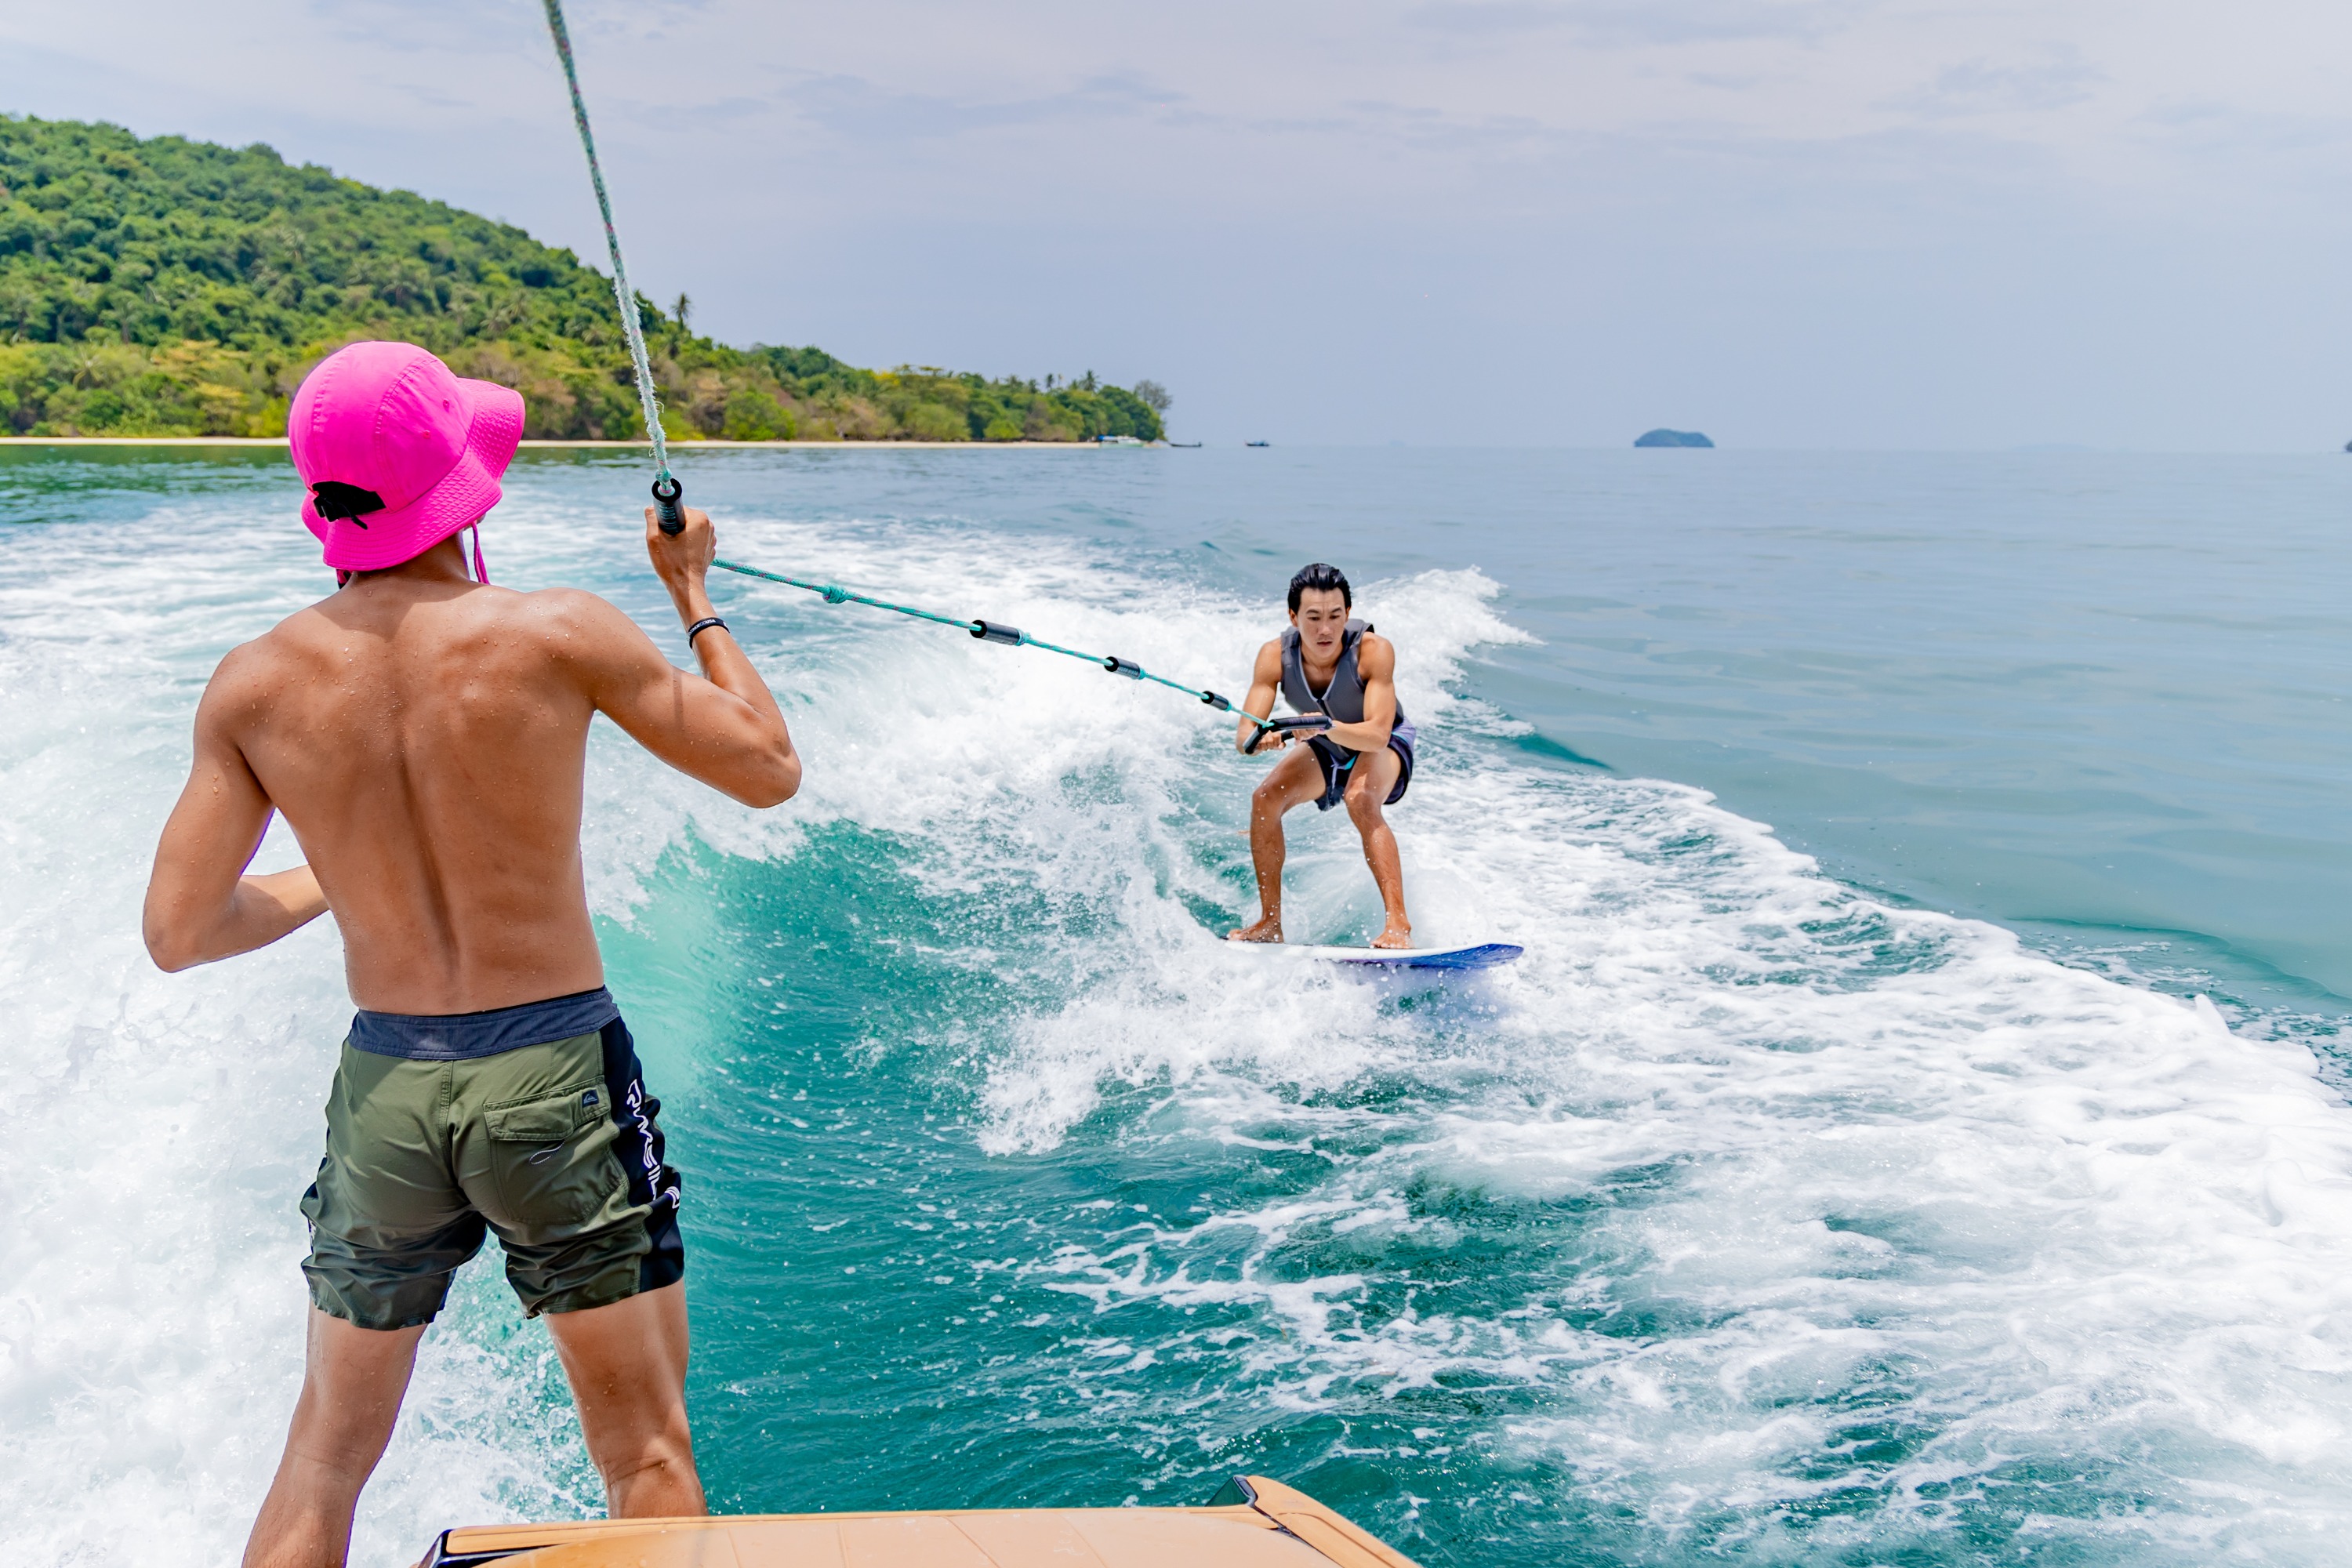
[
  {"left": 498, "top": 584, "right": 637, "bottom": 639},
  {"left": 470, "top": 584, "right": 643, "bottom": 652},
  {"left": 194, "top": 633, "right": 286, "bottom": 724},
  {"left": 1356, "top": 631, "right": 1398, "bottom": 675},
  {"left": 187, "top": 601, "right": 350, "bottom": 746},
  {"left": 204, "top": 597, "right": 342, "bottom": 704},
  {"left": 495, "top": 584, "right": 666, "bottom": 677},
  {"left": 1254, "top": 636, "right": 1286, "bottom": 675}
]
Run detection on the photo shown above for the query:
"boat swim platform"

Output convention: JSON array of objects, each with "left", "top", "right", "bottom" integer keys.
[{"left": 417, "top": 1475, "right": 1420, "bottom": 1568}]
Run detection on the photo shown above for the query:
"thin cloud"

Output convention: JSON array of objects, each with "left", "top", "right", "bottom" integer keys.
[
  {"left": 783, "top": 70, "right": 1191, "bottom": 143},
  {"left": 1406, "top": 0, "right": 1868, "bottom": 48},
  {"left": 1890, "top": 47, "right": 2106, "bottom": 120}
]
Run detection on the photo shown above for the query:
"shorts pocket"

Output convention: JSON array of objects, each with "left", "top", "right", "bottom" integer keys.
[{"left": 485, "top": 1082, "right": 625, "bottom": 1232}]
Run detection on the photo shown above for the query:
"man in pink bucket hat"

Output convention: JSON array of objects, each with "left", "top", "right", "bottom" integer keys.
[
  {"left": 290, "top": 339, "right": 522, "bottom": 582},
  {"left": 143, "top": 341, "right": 802, "bottom": 1566}
]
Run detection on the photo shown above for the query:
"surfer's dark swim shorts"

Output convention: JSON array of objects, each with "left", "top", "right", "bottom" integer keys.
[
  {"left": 1308, "top": 728, "right": 1415, "bottom": 813},
  {"left": 299, "top": 988, "right": 685, "bottom": 1331}
]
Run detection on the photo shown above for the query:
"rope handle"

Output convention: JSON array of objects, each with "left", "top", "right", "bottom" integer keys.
[
  {"left": 652, "top": 475, "right": 687, "bottom": 536},
  {"left": 1242, "top": 715, "right": 1332, "bottom": 755}
]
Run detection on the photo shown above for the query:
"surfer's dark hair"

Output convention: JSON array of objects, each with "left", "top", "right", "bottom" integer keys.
[{"left": 1288, "top": 562, "right": 1352, "bottom": 612}]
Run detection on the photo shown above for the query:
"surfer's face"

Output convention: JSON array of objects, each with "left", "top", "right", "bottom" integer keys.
[{"left": 1290, "top": 588, "right": 1349, "bottom": 656}]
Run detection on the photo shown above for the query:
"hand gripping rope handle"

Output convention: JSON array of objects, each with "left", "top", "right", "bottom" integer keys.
[
  {"left": 1241, "top": 714, "right": 1332, "bottom": 755},
  {"left": 542, "top": 0, "right": 687, "bottom": 534}
]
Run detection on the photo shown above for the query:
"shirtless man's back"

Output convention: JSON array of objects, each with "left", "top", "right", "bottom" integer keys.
[
  {"left": 175, "top": 524, "right": 793, "bottom": 1013},
  {"left": 142, "top": 341, "right": 799, "bottom": 1568}
]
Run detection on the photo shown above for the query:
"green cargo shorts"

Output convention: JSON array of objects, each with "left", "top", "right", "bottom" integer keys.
[{"left": 300, "top": 1026, "right": 681, "bottom": 1330}]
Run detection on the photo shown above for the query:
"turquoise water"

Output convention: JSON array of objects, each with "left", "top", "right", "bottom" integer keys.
[{"left": 3, "top": 446, "right": 2349, "bottom": 1565}]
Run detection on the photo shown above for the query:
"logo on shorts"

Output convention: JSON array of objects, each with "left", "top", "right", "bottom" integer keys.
[{"left": 581, "top": 1089, "right": 600, "bottom": 1109}]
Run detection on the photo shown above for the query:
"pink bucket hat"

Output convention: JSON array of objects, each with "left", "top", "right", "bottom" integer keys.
[{"left": 287, "top": 341, "right": 524, "bottom": 575}]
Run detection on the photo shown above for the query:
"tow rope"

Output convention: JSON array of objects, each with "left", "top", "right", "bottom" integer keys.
[
  {"left": 540, "top": 0, "right": 685, "bottom": 533},
  {"left": 539, "top": 0, "right": 1275, "bottom": 731},
  {"left": 707, "top": 557, "right": 1286, "bottom": 721}
]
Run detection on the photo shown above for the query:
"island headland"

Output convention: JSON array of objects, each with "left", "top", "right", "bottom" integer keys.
[{"left": 0, "top": 116, "right": 1167, "bottom": 444}]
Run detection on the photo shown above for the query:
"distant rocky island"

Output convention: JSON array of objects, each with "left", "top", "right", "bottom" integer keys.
[
  {"left": 1635, "top": 429, "right": 1714, "bottom": 448},
  {"left": 0, "top": 115, "right": 1165, "bottom": 442}
]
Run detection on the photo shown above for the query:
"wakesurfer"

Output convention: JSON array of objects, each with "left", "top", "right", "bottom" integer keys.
[
  {"left": 141, "top": 341, "right": 801, "bottom": 1568},
  {"left": 1228, "top": 563, "right": 1417, "bottom": 949}
]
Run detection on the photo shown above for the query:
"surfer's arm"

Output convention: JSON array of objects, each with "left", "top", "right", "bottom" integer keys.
[
  {"left": 143, "top": 663, "right": 328, "bottom": 972},
  {"left": 563, "top": 506, "right": 801, "bottom": 809},
  {"left": 1236, "top": 639, "right": 1287, "bottom": 753},
  {"left": 1320, "top": 633, "right": 1397, "bottom": 751}
]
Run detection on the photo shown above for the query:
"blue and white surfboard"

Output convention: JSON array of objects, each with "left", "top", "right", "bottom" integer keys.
[{"left": 1280, "top": 941, "right": 1523, "bottom": 971}]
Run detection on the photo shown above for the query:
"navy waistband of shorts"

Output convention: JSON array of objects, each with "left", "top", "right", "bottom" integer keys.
[{"left": 347, "top": 987, "right": 622, "bottom": 1062}]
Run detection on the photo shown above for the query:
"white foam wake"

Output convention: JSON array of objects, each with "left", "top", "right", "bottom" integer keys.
[{"left": 4, "top": 469, "right": 2350, "bottom": 1564}]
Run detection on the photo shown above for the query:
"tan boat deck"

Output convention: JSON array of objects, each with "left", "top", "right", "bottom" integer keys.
[{"left": 421, "top": 1475, "right": 1421, "bottom": 1568}]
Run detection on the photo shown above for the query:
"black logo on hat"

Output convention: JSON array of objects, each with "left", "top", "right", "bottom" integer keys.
[{"left": 310, "top": 481, "right": 386, "bottom": 526}]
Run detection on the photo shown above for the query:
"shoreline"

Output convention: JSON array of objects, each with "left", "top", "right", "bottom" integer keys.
[{"left": 0, "top": 436, "right": 1157, "bottom": 450}]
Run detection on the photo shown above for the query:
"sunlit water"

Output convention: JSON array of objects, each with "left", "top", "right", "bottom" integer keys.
[{"left": 2, "top": 446, "right": 2348, "bottom": 1566}]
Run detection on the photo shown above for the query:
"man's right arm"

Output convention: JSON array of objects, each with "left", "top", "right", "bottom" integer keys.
[
  {"left": 143, "top": 651, "right": 331, "bottom": 971},
  {"left": 1235, "top": 640, "right": 1285, "bottom": 754},
  {"left": 559, "top": 506, "right": 801, "bottom": 808}
]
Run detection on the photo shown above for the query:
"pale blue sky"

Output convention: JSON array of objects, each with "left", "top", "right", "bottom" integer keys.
[{"left": 12, "top": 1, "right": 2350, "bottom": 447}]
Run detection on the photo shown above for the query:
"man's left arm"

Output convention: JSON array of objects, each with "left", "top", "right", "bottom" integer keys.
[
  {"left": 143, "top": 658, "right": 328, "bottom": 972},
  {"left": 1322, "top": 634, "right": 1397, "bottom": 752}
]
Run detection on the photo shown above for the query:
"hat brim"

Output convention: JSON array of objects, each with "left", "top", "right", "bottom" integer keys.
[{"left": 304, "top": 378, "right": 526, "bottom": 572}]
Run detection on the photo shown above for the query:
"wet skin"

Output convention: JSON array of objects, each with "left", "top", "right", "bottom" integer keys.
[
  {"left": 1228, "top": 586, "right": 1413, "bottom": 949},
  {"left": 143, "top": 507, "right": 797, "bottom": 1567}
]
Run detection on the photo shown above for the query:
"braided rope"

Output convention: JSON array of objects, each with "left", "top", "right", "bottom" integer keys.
[
  {"left": 713, "top": 557, "right": 1273, "bottom": 726},
  {"left": 542, "top": 0, "right": 671, "bottom": 484}
]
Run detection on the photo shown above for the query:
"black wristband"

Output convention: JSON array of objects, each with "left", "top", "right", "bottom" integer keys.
[{"left": 685, "top": 615, "right": 728, "bottom": 645}]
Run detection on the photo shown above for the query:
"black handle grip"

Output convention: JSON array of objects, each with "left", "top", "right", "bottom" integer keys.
[
  {"left": 1242, "top": 713, "right": 1332, "bottom": 756},
  {"left": 652, "top": 474, "right": 685, "bottom": 535}
]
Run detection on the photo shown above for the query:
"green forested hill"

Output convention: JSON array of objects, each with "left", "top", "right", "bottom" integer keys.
[{"left": 0, "top": 116, "right": 1166, "bottom": 442}]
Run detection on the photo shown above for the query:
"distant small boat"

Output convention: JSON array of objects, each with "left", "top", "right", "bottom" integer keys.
[
  {"left": 1246, "top": 440, "right": 1270, "bottom": 448},
  {"left": 1169, "top": 441, "right": 1203, "bottom": 448}
]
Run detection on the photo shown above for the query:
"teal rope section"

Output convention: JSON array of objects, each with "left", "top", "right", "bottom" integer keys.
[{"left": 712, "top": 557, "right": 1273, "bottom": 728}]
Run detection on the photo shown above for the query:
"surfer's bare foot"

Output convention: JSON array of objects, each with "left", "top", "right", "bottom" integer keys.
[
  {"left": 1371, "top": 920, "right": 1414, "bottom": 950},
  {"left": 1227, "top": 913, "right": 1284, "bottom": 943}
]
